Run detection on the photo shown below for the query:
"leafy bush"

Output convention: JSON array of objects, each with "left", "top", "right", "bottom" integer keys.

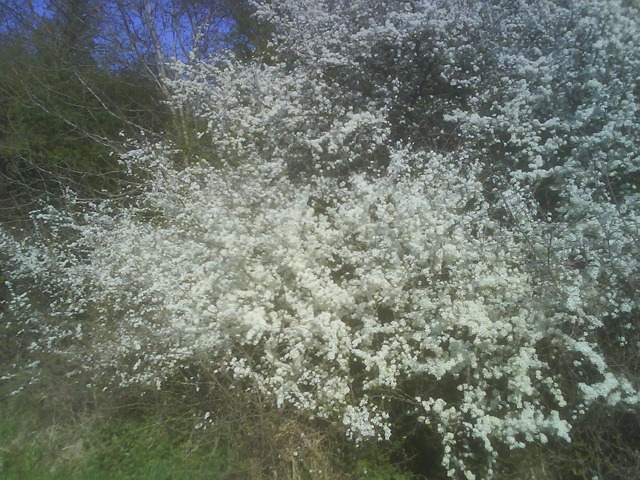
[{"left": 2, "top": 0, "right": 639, "bottom": 478}]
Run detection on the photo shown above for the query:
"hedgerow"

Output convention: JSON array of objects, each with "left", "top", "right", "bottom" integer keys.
[{"left": 2, "top": 1, "right": 639, "bottom": 477}]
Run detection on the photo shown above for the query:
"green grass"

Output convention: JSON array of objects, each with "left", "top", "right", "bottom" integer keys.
[
  {"left": 0, "top": 386, "right": 420, "bottom": 480},
  {"left": 5, "top": 377, "right": 638, "bottom": 479},
  {"left": 0, "top": 393, "right": 232, "bottom": 480}
]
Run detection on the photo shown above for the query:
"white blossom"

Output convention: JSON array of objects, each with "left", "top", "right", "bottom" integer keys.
[{"left": 1, "top": 0, "right": 639, "bottom": 478}]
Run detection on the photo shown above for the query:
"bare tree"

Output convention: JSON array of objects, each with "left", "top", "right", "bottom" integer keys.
[{"left": 0, "top": 0, "right": 246, "bottom": 222}]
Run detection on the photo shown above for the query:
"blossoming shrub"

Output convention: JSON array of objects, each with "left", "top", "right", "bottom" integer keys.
[{"left": 1, "top": 0, "right": 639, "bottom": 478}]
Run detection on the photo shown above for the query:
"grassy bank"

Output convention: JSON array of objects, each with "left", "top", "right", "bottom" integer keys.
[{"left": 0, "top": 383, "right": 418, "bottom": 480}]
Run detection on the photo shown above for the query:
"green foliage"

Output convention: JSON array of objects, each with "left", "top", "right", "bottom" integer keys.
[
  {"left": 0, "top": 359, "right": 429, "bottom": 480},
  {"left": 226, "top": 0, "right": 276, "bottom": 60},
  {"left": 3, "top": 364, "right": 636, "bottom": 479},
  {"left": 0, "top": 28, "right": 168, "bottom": 222},
  {"left": 81, "top": 417, "right": 230, "bottom": 479},
  {"left": 338, "top": 442, "right": 420, "bottom": 480},
  {"left": 0, "top": 393, "right": 231, "bottom": 480}
]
